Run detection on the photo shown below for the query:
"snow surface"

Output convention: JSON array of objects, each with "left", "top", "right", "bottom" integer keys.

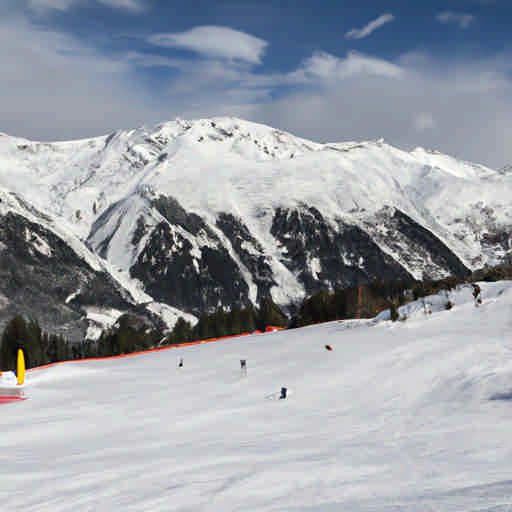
[
  {"left": 84, "top": 307, "right": 126, "bottom": 341},
  {"left": 2, "top": 281, "right": 512, "bottom": 511},
  {"left": 0, "top": 371, "right": 19, "bottom": 389},
  {"left": 145, "top": 302, "right": 198, "bottom": 332}
]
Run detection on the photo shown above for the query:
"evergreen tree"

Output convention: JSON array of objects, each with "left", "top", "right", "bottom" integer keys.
[
  {"left": 227, "top": 307, "right": 242, "bottom": 335},
  {"left": 213, "top": 310, "right": 228, "bottom": 338},
  {"left": 167, "top": 317, "right": 192, "bottom": 345},
  {"left": 46, "top": 333, "right": 59, "bottom": 362},
  {"left": 0, "top": 315, "right": 46, "bottom": 369},
  {"left": 195, "top": 314, "right": 212, "bottom": 340},
  {"left": 389, "top": 300, "right": 399, "bottom": 322},
  {"left": 257, "top": 297, "right": 287, "bottom": 330},
  {"left": 240, "top": 304, "right": 256, "bottom": 332}
]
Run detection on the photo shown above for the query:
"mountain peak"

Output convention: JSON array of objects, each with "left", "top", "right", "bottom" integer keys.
[
  {"left": 1, "top": 116, "right": 511, "bottom": 338},
  {"left": 143, "top": 116, "right": 323, "bottom": 163}
]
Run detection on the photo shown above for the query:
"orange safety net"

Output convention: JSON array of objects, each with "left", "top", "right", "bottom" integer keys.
[{"left": 27, "top": 329, "right": 270, "bottom": 372}]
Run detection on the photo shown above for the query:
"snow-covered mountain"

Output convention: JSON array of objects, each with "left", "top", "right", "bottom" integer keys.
[{"left": 1, "top": 117, "right": 511, "bottom": 337}]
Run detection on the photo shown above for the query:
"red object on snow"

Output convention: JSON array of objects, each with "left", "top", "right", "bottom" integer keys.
[
  {"left": 0, "top": 396, "right": 25, "bottom": 405},
  {"left": 325, "top": 345, "right": 333, "bottom": 351},
  {"left": 265, "top": 326, "right": 285, "bottom": 332}
]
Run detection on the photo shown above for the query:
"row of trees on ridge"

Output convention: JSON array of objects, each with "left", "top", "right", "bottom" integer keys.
[{"left": 2, "top": 264, "right": 511, "bottom": 370}]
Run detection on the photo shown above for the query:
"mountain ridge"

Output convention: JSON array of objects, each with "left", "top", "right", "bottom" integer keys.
[{"left": 0, "top": 117, "right": 510, "bottom": 338}]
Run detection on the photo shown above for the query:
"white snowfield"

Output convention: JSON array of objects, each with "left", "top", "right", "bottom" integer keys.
[{"left": 2, "top": 281, "right": 512, "bottom": 511}]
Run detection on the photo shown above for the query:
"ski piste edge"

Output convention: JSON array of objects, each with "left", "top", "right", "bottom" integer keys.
[
  {"left": 25, "top": 326, "right": 285, "bottom": 374},
  {"left": 0, "top": 327, "right": 285, "bottom": 404}
]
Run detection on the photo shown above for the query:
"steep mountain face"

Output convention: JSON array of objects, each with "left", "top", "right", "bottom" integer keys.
[
  {"left": 0, "top": 117, "right": 510, "bottom": 337},
  {"left": 130, "top": 216, "right": 249, "bottom": 316},
  {"left": 0, "top": 210, "right": 128, "bottom": 339},
  {"left": 269, "top": 205, "right": 414, "bottom": 294},
  {"left": 0, "top": 190, "right": 177, "bottom": 339},
  {"left": 361, "top": 207, "right": 471, "bottom": 281}
]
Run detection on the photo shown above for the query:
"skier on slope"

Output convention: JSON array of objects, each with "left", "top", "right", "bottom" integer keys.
[{"left": 472, "top": 284, "right": 482, "bottom": 306}]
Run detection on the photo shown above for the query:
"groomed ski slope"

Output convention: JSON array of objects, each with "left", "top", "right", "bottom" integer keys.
[{"left": 2, "top": 282, "right": 512, "bottom": 511}]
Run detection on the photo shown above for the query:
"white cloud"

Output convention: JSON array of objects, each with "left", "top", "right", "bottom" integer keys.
[
  {"left": 437, "top": 11, "right": 475, "bottom": 29},
  {"left": 1, "top": 8, "right": 512, "bottom": 170},
  {"left": 294, "top": 51, "right": 403, "bottom": 81},
  {"left": 129, "top": 50, "right": 404, "bottom": 124},
  {"left": 251, "top": 52, "right": 512, "bottom": 169},
  {"left": 345, "top": 13, "right": 395, "bottom": 40},
  {"left": 98, "top": 0, "right": 144, "bottom": 11},
  {"left": 28, "top": 0, "right": 145, "bottom": 12},
  {"left": 0, "top": 15, "right": 159, "bottom": 140},
  {"left": 152, "top": 59, "right": 274, "bottom": 120},
  {"left": 147, "top": 26, "right": 268, "bottom": 64}
]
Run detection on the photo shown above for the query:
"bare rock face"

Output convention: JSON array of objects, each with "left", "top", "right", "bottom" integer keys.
[
  {"left": 361, "top": 207, "right": 471, "bottom": 281},
  {"left": 0, "top": 189, "right": 472, "bottom": 341},
  {"left": 130, "top": 220, "right": 249, "bottom": 316},
  {"left": 270, "top": 205, "right": 415, "bottom": 295},
  {"left": 216, "top": 212, "right": 276, "bottom": 302},
  {"left": 93, "top": 194, "right": 469, "bottom": 319},
  {"left": 0, "top": 211, "right": 152, "bottom": 340}
]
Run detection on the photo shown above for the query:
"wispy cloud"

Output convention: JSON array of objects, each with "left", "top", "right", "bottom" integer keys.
[
  {"left": 437, "top": 11, "right": 475, "bottom": 29},
  {"left": 294, "top": 51, "right": 403, "bottom": 81},
  {"left": 147, "top": 26, "right": 268, "bottom": 64},
  {"left": 0, "top": 14, "right": 156, "bottom": 140},
  {"left": 253, "top": 52, "right": 512, "bottom": 168},
  {"left": 28, "top": 0, "right": 146, "bottom": 13},
  {"left": 345, "top": 13, "right": 395, "bottom": 40},
  {"left": 98, "top": 0, "right": 145, "bottom": 11},
  {"left": 1, "top": 9, "right": 512, "bottom": 169}
]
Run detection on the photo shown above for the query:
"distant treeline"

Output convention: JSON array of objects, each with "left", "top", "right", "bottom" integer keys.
[
  {"left": 0, "top": 298, "right": 287, "bottom": 369},
  {"left": 289, "top": 263, "right": 512, "bottom": 328},
  {"left": 0, "top": 315, "right": 74, "bottom": 370},
  {"left": 2, "top": 264, "right": 511, "bottom": 370},
  {"left": 91, "top": 297, "right": 287, "bottom": 358},
  {"left": 165, "top": 298, "right": 287, "bottom": 346}
]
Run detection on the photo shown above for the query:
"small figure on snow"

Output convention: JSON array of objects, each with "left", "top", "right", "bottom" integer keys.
[
  {"left": 472, "top": 283, "right": 482, "bottom": 306},
  {"left": 325, "top": 344, "right": 333, "bottom": 351},
  {"left": 178, "top": 356, "right": 183, "bottom": 368},
  {"left": 279, "top": 387, "right": 287, "bottom": 399},
  {"left": 240, "top": 359, "right": 247, "bottom": 376}
]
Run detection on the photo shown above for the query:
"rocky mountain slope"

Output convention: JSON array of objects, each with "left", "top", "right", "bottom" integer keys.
[{"left": 0, "top": 117, "right": 510, "bottom": 338}]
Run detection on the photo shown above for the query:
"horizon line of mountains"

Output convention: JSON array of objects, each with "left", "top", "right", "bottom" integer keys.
[{"left": 0, "top": 116, "right": 510, "bottom": 339}]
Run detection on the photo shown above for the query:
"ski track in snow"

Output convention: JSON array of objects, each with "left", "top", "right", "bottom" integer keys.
[{"left": 1, "top": 281, "right": 512, "bottom": 511}]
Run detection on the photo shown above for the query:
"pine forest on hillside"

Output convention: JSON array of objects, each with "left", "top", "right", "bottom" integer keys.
[{"left": 2, "top": 264, "right": 510, "bottom": 370}]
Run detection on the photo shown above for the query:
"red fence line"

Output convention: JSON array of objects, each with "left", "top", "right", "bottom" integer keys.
[{"left": 26, "top": 327, "right": 283, "bottom": 373}]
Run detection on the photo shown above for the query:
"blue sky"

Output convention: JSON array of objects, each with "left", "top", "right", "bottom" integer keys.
[{"left": 1, "top": 0, "right": 511, "bottom": 167}]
